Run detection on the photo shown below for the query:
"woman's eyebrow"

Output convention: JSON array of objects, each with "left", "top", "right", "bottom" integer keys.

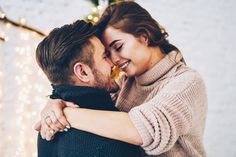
[{"left": 109, "top": 39, "right": 121, "bottom": 47}]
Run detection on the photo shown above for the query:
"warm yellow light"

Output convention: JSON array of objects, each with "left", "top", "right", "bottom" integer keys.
[
  {"left": 0, "top": 10, "right": 51, "bottom": 157},
  {"left": 97, "top": 5, "right": 102, "bottom": 10},
  {"left": 31, "top": 32, "right": 37, "bottom": 36},
  {"left": 88, "top": 15, "right": 93, "bottom": 20},
  {"left": 19, "top": 18, "right": 26, "bottom": 25},
  {"left": 92, "top": 7, "right": 97, "bottom": 12},
  {"left": 0, "top": 13, "right": 6, "bottom": 19},
  {"left": 6, "top": 22, "right": 11, "bottom": 28},
  {"left": 0, "top": 32, "right": 8, "bottom": 41},
  {"left": 4, "top": 36, "right": 9, "bottom": 41},
  {"left": 93, "top": 16, "right": 99, "bottom": 23}
]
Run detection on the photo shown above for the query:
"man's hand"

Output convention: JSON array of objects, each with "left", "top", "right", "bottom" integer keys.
[{"left": 34, "top": 98, "right": 78, "bottom": 140}]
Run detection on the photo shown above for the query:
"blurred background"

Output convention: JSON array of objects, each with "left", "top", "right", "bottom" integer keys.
[{"left": 0, "top": 0, "right": 236, "bottom": 156}]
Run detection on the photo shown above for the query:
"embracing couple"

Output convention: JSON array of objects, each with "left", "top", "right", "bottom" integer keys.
[{"left": 34, "top": 1, "right": 207, "bottom": 157}]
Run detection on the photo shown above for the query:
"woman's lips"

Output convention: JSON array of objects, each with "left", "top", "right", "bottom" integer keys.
[{"left": 118, "top": 60, "right": 130, "bottom": 71}]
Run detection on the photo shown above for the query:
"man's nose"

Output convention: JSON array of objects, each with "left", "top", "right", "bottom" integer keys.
[{"left": 106, "top": 58, "right": 115, "bottom": 67}]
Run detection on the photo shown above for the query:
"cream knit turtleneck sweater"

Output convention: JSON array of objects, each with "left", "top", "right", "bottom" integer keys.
[{"left": 116, "top": 51, "right": 207, "bottom": 157}]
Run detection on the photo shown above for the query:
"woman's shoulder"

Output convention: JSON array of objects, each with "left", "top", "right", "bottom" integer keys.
[
  {"left": 165, "top": 66, "right": 206, "bottom": 94},
  {"left": 177, "top": 66, "right": 203, "bottom": 81}
]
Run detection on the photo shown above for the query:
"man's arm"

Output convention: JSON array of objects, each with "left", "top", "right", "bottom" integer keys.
[{"left": 63, "top": 107, "right": 143, "bottom": 145}]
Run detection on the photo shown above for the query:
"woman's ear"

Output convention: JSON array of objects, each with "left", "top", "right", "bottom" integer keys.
[
  {"left": 139, "top": 33, "right": 149, "bottom": 46},
  {"left": 73, "top": 62, "right": 93, "bottom": 83}
]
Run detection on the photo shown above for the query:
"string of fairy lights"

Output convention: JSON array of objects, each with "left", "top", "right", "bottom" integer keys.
[
  {"left": 0, "top": 2, "right": 109, "bottom": 42},
  {"left": 0, "top": 5, "right": 48, "bottom": 156},
  {"left": 0, "top": 0, "right": 123, "bottom": 156},
  {"left": 0, "top": 7, "right": 46, "bottom": 42},
  {"left": 0, "top": 0, "right": 122, "bottom": 42}
]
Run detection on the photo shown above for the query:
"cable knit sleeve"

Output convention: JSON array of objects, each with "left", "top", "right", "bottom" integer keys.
[{"left": 128, "top": 72, "right": 204, "bottom": 155}]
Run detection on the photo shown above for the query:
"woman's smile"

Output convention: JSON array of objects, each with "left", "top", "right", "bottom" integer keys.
[{"left": 117, "top": 60, "right": 131, "bottom": 71}]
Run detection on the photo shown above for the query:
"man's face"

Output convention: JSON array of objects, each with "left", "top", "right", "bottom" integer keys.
[{"left": 90, "top": 37, "right": 119, "bottom": 93}]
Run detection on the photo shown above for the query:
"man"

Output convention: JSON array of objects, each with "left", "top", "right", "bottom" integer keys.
[{"left": 35, "top": 20, "right": 141, "bottom": 157}]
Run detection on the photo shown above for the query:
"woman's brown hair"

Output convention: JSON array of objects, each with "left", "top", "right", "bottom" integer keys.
[{"left": 95, "top": 1, "right": 178, "bottom": 54}]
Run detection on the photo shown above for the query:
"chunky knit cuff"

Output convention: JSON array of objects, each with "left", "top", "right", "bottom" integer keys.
[{"left": 128, "top": 92, "right": 193, "bottom": 155}]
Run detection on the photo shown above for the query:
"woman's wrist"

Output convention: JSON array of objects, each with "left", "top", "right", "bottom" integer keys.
[{"left": 63, "top": 107, "right": 77, "bottom": 127}]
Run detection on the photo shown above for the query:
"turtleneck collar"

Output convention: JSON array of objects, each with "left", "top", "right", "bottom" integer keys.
[
  {"left": 50, "top": 84, "right": 118, "bottom": 111},
  {"left": 135, "top": 51, "right": 184, "bottom": 86}
]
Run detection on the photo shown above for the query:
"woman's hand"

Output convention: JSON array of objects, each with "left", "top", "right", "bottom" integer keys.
[
  {"left": 34, "top": 98, "right": 78, "bottom": 140},
  {"left": 41, "top": 99, "right": 71, "bottom": 130}
]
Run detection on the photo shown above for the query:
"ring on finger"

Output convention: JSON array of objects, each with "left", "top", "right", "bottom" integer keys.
[
  {"left": 45, "top": 116, "right": 52, "bottom": 124},
  {"left": 44, "top": 115, "right": 50, "bottom": 120}
]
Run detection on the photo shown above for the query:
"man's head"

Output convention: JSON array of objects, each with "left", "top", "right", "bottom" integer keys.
[{"left": 36, "top": 20, "right": 119, "bottom": 92}]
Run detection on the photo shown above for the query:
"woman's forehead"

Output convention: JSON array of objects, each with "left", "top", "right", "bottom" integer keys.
[{"left": 102, "top": 26, "right": 133, "bottom": 44}]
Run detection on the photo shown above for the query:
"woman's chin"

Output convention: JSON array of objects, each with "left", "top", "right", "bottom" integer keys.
[{"left": 125, "top": 70, "right": 135, "bottom": 77}]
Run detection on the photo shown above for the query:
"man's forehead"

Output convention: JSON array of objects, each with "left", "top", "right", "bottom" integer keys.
[
  {"left": 90, "top": 36, "right": 105, "bottom": 53},
  {"left": 90, "top": 36, "right": 103, "bottom": 45}
]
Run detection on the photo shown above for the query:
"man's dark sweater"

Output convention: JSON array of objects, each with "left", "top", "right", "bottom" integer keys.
[{"left": 37, "top": 84, "right": 141, "bottom": 157}]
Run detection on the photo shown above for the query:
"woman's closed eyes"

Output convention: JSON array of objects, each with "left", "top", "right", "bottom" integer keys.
[{"left": 114, "top": 44, "right": 123, "bottom": 52}]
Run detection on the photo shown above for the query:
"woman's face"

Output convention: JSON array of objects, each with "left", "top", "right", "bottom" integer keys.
[{"left": 101, "top": 26, "right": 153, "bottom": 77}]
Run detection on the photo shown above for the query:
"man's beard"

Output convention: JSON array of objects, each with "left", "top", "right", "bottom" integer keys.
[{"left": 92, "top": 68, "right": 119, "bottom": 93}]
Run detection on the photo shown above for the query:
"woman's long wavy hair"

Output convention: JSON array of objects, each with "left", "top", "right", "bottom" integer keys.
[{"left": 95, "top": 1, "right": 179, "bottom": 54}]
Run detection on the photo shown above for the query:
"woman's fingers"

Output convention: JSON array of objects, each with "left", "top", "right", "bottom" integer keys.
[
  {"left": 45, "top": 129, "right": 54, "bottom": 141},
  {"left": 44, "top": 115, "right": 61, "bottom": 131},
  {"left": 40, "top": 122, "right": 50, "bottom": 139},
  {"left": 53, "top": 107, "right": 70, "bottom": 128},
  {"left": 48, "top": 110, "right": 66, "bottom": 129},
  {"left": 40, "top": 99, "right": 73, "bottom": 135},
  {"left": 33, "top": 121, "right": 41, "bottom": 131}
]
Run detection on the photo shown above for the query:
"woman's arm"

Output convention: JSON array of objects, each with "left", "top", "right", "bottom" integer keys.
[{"left": 63, "top": 107, "right": 143, "bottom": 145}]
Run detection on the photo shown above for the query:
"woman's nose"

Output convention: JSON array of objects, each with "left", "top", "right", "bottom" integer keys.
[{"left": 111, "top": 53, "right": 120, "bottom": 65}]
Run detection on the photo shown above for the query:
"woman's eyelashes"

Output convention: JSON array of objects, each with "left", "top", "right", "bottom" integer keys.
[{"left": 114, "top": 44, "right": 123, "bottom": 52}]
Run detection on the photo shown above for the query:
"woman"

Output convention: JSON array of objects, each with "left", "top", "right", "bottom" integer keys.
[{"left": 38, "top": 1, "right": 207, "bottom": 156}]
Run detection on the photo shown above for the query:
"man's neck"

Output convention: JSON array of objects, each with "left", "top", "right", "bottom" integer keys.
[{"left": 50, "top": 84, "right": 118, "bottom": 111}]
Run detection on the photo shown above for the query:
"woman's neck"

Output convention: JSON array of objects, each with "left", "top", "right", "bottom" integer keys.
[{"left": 147, "top": 46, "right": 166, "bottom": 71}]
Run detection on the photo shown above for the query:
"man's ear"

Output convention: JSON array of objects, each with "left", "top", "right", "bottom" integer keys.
[{"left": 73, "top": 62, "right": 93, "bottom": 83}]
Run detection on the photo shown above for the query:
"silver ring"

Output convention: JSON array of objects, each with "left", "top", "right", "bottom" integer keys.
[{"left": 44, "top": 115, "right": 50, "bottom": 120}]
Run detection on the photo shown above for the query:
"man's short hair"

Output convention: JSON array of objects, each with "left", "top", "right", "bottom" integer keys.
[{"left": 36, "top": 20, "right": 97, "bottom": 85}]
